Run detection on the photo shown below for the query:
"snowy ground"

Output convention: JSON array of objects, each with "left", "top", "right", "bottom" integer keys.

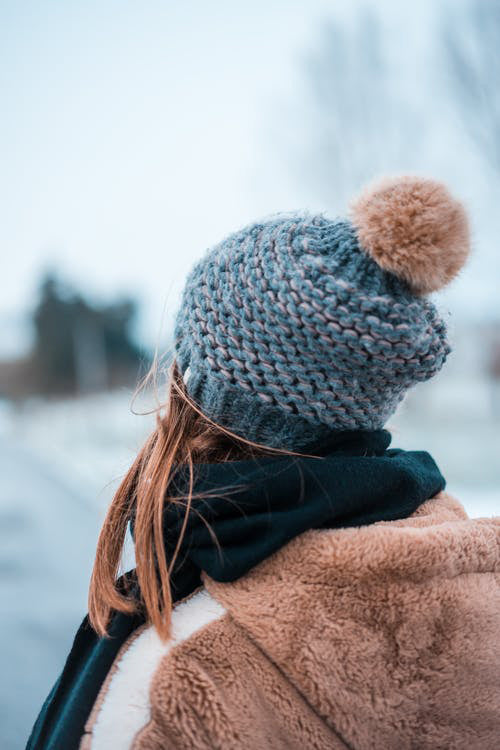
[
  {"left": 0, "top": 393, "right": 153, "bottom": 750},
  {"left": 0, "top": 436, "right": 101, "bottom": 749},
  {"left": 0, "top": 391, "right": 498, "bottom": 749}
]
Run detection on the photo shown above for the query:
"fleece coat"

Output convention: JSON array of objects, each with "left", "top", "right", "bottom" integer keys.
[
  {"left": 81, "top": 493, "right": 500, "bottom": 750},
  {"left": 27, "top": 430, "right": 446, "bottom": 750}
]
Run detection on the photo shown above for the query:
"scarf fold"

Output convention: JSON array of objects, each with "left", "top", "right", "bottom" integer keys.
[
  {"left": 27, "top": 429, "right": 445, "bottom": 750},
  {"left": 163, "top": 429, "right": 445, "bottom": 596}
]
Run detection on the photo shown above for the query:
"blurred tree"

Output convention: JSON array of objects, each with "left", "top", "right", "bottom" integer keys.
[
  {"left": 32, "top": 272, "right": 144, "bottom": 395},
  {"left": 443, "top": 0, "right": 500, "bottom": 174},
  {"left": 298, "top": 9, "right": 421, "bottom": 209}
]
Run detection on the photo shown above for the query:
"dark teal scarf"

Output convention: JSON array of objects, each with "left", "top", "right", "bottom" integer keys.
[
  {"left": 164, "top": 429, "right": 444, "bottom": 596},
  {"left": 27, "top": 429, "right": 445, "bottom": 750}
]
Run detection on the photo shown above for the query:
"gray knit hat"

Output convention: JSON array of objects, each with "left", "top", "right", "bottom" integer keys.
[{"left": 174, "top": 176, "right": 470, "bottom": 449}]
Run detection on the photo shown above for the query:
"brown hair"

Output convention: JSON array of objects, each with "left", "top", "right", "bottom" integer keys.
[{"left": 88, "top": 360, "right": 282, "bottom": 640}]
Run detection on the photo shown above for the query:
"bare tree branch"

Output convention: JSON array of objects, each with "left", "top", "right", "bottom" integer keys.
[
  {"left": 298, "top": 9, "right": 420, "bottom": 208},
  {"left": 443, "top": 0, "right": 500, "bottom": 172}
]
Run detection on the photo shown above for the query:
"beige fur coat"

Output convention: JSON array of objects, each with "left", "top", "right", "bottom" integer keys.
[{"left": 82, "top": 493, "right": 500, "bottom": 750}]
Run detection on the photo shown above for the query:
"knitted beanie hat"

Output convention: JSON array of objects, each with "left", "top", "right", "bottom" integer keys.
[{"left": 174, "top": 176, "right": 470, "bottom": 449}]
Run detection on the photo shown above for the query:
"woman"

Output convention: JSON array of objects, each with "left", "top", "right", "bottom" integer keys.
[{"left": 28, "top": 176, "right": 500, "bottom": 749}]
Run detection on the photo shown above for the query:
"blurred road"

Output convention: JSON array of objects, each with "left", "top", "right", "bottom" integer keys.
[{"left": 0, "top": 437, "right": 101, "bottom": 750}]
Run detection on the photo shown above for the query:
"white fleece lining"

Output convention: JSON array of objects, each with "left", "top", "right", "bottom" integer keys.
[{"left": 90, "top": 588, "right": 226, "bottom": 750}]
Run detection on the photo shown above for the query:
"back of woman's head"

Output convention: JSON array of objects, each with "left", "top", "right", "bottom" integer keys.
[{"left": 89, "top": 175, "right": 470, "bottom": 640}]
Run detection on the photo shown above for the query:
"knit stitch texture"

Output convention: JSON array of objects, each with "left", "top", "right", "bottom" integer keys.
[{"left": 174, "top": 215, "right": 450, "bottom": 448}]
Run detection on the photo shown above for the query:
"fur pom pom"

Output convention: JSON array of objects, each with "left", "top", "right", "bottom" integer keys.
[{"left": 350, "top": 176, "right": 470, "bottom": 294}]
